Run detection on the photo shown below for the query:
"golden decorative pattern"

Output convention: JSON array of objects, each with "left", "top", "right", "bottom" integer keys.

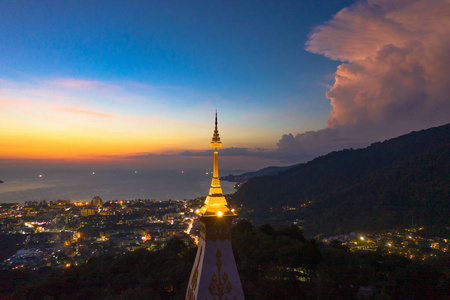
[
  {"left": 209, "top": 249, "right": 233, "bottom": 300},
  {"left": 186, "top": 246, "right": 203, "bottom": 300}
]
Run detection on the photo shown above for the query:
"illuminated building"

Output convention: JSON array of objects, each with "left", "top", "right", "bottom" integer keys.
[
  {"left": 186, "top": 112, "right": 244, "bottom": 300},
  {"left": 91, "top": 196, "right": 103, "bottom": 208},
  {"left": 80, "top": 206, "right": 96, "bottom": 217}
]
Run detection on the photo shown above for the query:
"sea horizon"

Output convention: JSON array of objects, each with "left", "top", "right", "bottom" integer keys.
[{"left": 0, "top": 168, "right": 241, "bottom": 204}]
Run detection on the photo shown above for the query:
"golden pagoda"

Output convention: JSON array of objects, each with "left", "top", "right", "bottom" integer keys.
[{"left": 185, "top": 112, "right": 244, "bottom": 300}]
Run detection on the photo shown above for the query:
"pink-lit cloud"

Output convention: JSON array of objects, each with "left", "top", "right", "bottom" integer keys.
[
  {"left": 51, "top": 78, "right": 104, "bottom": 91},
  {"left": 277, "top": 0, "right": 450, "bottom": 162},
  {"left": 56, "top": 106, "right": 113, "bottom": 118}
]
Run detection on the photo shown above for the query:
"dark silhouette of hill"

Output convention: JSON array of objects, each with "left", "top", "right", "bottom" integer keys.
[
  {"left": 221, "top": 165, "right": 296, "bottom": 183},
  {"left": 232, "top": 123, "right": 450, "bottom": 237}
]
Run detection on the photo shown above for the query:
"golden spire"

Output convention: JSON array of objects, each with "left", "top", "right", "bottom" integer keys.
[
  {"left": 199, "top": 112, "right": 236, "bottom": 217},
  {"left": 186, "top": 112, "right": 243, "bottom": 300}
]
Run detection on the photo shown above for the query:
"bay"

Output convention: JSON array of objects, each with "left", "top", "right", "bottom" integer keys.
[{"left": 0, "top": 168, "right": 239, "bottom": 204}]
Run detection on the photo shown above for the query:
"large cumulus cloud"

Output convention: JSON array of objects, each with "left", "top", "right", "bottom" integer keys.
[{"left": 277, "top": 0, "right": 450, "bottom": 162}]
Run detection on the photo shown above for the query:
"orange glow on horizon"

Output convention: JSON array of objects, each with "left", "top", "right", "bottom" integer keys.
[
  {"left": 0, "top": 126, "right": 207, "bottom": 162},
  {"left": 0, "top": 91, "right": 279, "bottom": 171}
]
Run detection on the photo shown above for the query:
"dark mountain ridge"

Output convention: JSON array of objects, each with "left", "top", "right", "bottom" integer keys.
[
  {"left": 232, "top": 123, "right": 450, "bottom": 237},
  {"left": 220, "top": 165, "right": 296, "bottom": 183}
]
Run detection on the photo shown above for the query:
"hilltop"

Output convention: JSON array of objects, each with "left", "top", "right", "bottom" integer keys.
[
  {"left": 231, "top": 123, "right": 450, "bottom": 237},
  {"left": 221, "top": 165, "right": 296, "bottom": 183}
]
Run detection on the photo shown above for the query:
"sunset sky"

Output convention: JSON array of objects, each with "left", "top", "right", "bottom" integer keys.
[{"left": 1, "top": 0, "right": 449, "bottom": 170}]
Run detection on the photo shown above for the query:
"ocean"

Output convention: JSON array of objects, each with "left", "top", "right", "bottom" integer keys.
[{"left": 0, "top": 168, "right": 239, "bottom": 204}]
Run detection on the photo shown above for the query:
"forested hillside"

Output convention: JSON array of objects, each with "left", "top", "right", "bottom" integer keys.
[
  {"left": 220, "top": 165, "right": 294, "bottom": 182},
  {"left": 231, "top": 124, "right": 450, "bottom": 236},
  {"left": 2, "top": 222, "right": 448, "bottom": 299}
]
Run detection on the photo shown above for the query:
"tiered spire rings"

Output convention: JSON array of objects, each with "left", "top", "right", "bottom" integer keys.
[{"left": 199, "top": 112, "right": 236, "bottom": 217}]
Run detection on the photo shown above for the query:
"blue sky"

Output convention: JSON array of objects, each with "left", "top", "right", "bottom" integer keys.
[
  {"left": 1, "top": 0, "right": 448, "bottom": 170},
  {"left": 1, "top": 1, "right": 349, "bottom": 107}
]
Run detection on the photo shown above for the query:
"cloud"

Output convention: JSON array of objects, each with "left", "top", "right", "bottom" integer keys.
[
  {"left": 277, "top": 0, "right": 450, "bottom": 163},
  {"left": 305, "top": 0, "right": 450, "bottom": 61},
  {"left": 51, "top": 78, "right": 108, "bottom": 91},
  {"left": 128, "top": 147, "right": 271, "bottom": 158},
  {"left": 178, "top": 147, "right": 270, "bottom": 157},
  {"left": 125, "top": 153, "right": 154, "bottom": 159},
  {"left": 56, "top": 106, "right": 113, "bottom": 118}
]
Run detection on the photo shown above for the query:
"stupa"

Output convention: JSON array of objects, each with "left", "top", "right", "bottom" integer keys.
[{"left": 185, "top": 112, "right": 244, "bottom": 300}]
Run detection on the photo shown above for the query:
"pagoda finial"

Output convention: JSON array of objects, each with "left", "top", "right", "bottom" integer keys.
[{"left": 211, "top": 110, "right": 222, "bottom": 147}]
